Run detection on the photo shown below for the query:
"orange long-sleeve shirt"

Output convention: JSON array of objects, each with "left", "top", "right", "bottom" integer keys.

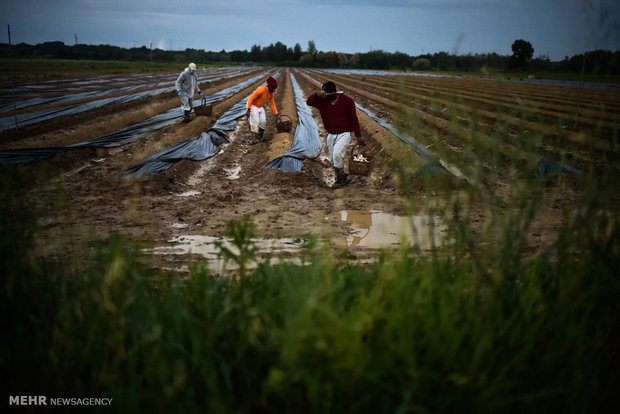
[{"left": 247, "top": 85, "right": 278, "bottom": 115}]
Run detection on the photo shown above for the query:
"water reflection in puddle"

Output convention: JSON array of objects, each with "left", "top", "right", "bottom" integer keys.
[
  {"left": 225, "top": 165, "right": 241, "bottom": 180},
  {"left": 149, "top": 211, "right": 446, "bottom": 273},
  {"left": 149, "top": 235, "right": 306, "bottom": 273},
  {"left": 177, "top": 190, "right": 201, "bottom": 197},
  {"left": 334, "top": 210, "right": 446, "bottom": 249}
]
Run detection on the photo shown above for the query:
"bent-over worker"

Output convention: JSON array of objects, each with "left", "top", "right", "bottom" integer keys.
[
  {"left": 246, "top": 76, "right": 281, "bottom": 143},
  {"left": 307, "top": 81, "right": 363, "bottom": 186},
  {"left": 175, "top": 62, "right": 204, "bottom": 122}
]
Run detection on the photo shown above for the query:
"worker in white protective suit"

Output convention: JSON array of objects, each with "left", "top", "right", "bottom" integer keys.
[{"left": 175, "top": 63, "right": 204, "bottom": 122}]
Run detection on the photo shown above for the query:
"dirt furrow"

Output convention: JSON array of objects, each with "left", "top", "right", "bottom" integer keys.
[{"left": 333, "top": 72, "right": 620, "bottom": 125}]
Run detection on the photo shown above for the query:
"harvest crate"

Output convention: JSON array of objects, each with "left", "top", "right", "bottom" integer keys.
[
  {"left": 276, "top": 114, "right": 292, "bottom": 132},
  {"left": 194, "top": 97, "right": 212, "bottom": 116},
  {"left": 349, "top": 151, "right": 373, "bottom": 176}
]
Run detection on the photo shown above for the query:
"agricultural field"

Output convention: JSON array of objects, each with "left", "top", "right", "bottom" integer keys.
[
  {"left": 2, "top": 65, "right": 619, "bottom": 411},
  {"left": 1, "top": 66, "right": 618, "bottom": 272}
]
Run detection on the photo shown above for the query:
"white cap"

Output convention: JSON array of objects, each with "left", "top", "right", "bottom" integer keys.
[{"left": 189, "top": 63, "right": 196, "bottom": 71}]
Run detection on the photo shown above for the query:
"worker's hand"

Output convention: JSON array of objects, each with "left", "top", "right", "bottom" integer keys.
[
  {"left": 276, "top": 115, "right": 282, "bottom": 123},
  {"left": 357, "top": 136, "right": 366, "bottom": 146},
  {"left": 246, "top": 109, "right": 250, "bottom": 118},
  {"left": 177, "top": 91, "right": 183, "bottom": 96},
  {"left": 317, "top": 90, "right": 326, "bottom": 99}
]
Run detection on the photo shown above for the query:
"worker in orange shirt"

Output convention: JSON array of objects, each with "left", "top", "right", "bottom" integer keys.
[{"left": 246, "top": 76, "right": 281, "bottom": 143}]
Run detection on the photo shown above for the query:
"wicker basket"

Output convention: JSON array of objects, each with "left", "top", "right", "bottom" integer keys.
[
  {"left": 349, "top": 150, "right": 373, "bottom": 176},
  {"left": 193, "top": 97, "right": 212, "bottom": 116},
  {"left": 276, "top": 114, "right": 292, "bottom": 132}
]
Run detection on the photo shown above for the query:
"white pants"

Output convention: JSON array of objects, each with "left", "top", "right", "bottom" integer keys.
[
  {"left": 249, "top": 106, "right": 266, "bottom": 133},
  {"left": 327, "top": 132, "right": 352, "bottom": 169},
  {"left": 179, "top": 94, "right": 193, "bottom": 112}
]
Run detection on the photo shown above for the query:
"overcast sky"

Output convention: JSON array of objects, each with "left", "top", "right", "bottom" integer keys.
[{"left": 1, "top": 0, "right": 619, "bottom": 61}]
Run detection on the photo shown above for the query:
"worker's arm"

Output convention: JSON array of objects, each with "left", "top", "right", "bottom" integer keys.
[
  {"left": 350, "top": 99, "right": 362, "bottom": 139},
  {"left": 306, "top": 89, "right": 327, "bottom": 108},
  {"left": 175, "top": 71, "right": 186, "bottom": 92},
  {"left": 269, "top": 94, "right": 278, "bottom": 115}
]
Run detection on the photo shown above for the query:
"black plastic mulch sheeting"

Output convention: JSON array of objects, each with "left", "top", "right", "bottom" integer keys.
[
  {"left": 537, "top": 156, "right": 581, "bottom": 176},
  {"left": 353, "top": 103, "right": 473, "bottom": 183},
  {"left": 0, "top": 80, "right": 166, "bottom": 113},
  {"left": 0, "top": 68, "right": 256, "bottom": 132},
  {"left": 0, "top": 72, "right": 267, "bottom": 167},
  {"left": 317, "top": 68, "right": 619, "bottom": 91},
  {"left": 120, "top": 74, "right": 278, "bottom": 178},
  {"left": 0, "top": 68, "right": 246, "bottom": 113},
  {"left": 265, "top": 72, "right": 322, "bottom": 172},
  {"left": 0, "top": 83, "right": 174, "bottom": 132},
  {"left": 119, "top": 128, "right": 230, "bottom": 178}
]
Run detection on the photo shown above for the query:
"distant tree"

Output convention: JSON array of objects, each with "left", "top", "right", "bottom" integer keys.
[
  {"left": 566, "top": 50, "right": 620, "bottom": 75},
  {"left": 360, "top": 50, "right": 390, "bottom": 69},
  {"left": 338, "top": 53, "right": 349, "bottom": 68},
  {"left": 250, "top": 44, "right": 262, "bottom": 62},
  {"left": 530, "top": 54, "right": 551, "bottom": 71},
  {"left": 412, "top": 58, "right": 431, "bottom": 70},
  {"left": 293, "top": 43, "right": 302, "bottom": 60},
  {"left": 430, "top": 51, "right": 452, "bottom": 70},
  {"left": 231, "top": 49, "right": 250, "bottom": 62},
  {"left": 272, "top": 41, "right": 287, "bottom": 61},
  {"left": 38, "top": 41, "right": 67, "bottom": 58},
  {"left": 349, "top": 53, "right": 361, "bottom": 67},
  {"left": 390, "top": 51, "right": 410, "bottom": 70},
  {"left": 457, "top": 54, "right": 476, "bottom": 71},
  {"left": 218, "top": 49, "right": 231, "bottom": 62},
  {"left": 316, "top": 51, "right": 339, "bottom": 67},
  {"left": 509, "top": 39, "right": 534, "bottom": 69},
  {"left": 299, "top": 53, "right": 313, "bottom": 66},
  {"left": 307, "top": 40, "right": 317, "bottom": 57},
  {"left": 262, "top": 44, "right": 275, "bottom": 62}
]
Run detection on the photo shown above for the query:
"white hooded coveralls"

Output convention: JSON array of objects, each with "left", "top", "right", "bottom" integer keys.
[{"left": 175, "top": 67, "right": 200, "bottom": 112}]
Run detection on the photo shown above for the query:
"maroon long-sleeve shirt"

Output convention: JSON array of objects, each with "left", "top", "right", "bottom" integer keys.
[{"left": 306, "top": 93, "right": 361, "bottom": 138}]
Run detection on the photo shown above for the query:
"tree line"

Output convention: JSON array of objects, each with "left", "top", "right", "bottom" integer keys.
[{"left": 1, "top": 39, "right": 619, "bottom": 74}]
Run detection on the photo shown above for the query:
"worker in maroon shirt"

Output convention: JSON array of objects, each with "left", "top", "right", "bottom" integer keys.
[{"left": 307, "top": 81, "right": 364, "bottom": 186}]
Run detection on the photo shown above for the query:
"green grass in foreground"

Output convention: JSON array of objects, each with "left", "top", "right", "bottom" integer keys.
[{"left": 2, "top": 157, "right": 619, "bottom": 413}]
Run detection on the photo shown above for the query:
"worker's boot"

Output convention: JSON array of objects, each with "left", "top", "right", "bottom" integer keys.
[
  {"left": 249, "top": 132, "right": 259, "bottom": 144},
  {"left": 183, "top": 110, "right": 191, "bottom": 122},
  {"left": 334, "top": 168, "right": 348, "bottom": 187},
  {"left": 258, "top": 127, "right": 265, "bottom": 142}
]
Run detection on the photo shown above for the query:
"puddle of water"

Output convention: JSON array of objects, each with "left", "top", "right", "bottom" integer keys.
[
  {"left": 225, "top": 165, "right": 241, "bottom": 180},
  {"left": 187, "top": 162, "right": 213, "bottom": 186},
  {"left": 147, "top": 235, "right": 306, "bottom": 273},
  {"left": 177, "top": 190, "right": 201, "bottom": 197},
  {"left": 334, "top": 210, "right": 446, "bottom": 249},
  {"left": 148, "top": 211, "right": 446, "bottom": 274}
]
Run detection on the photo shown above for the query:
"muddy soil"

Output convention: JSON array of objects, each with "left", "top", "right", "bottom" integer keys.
[{"left": 3, "top": 67, "right": 590, "bottom": 274}]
